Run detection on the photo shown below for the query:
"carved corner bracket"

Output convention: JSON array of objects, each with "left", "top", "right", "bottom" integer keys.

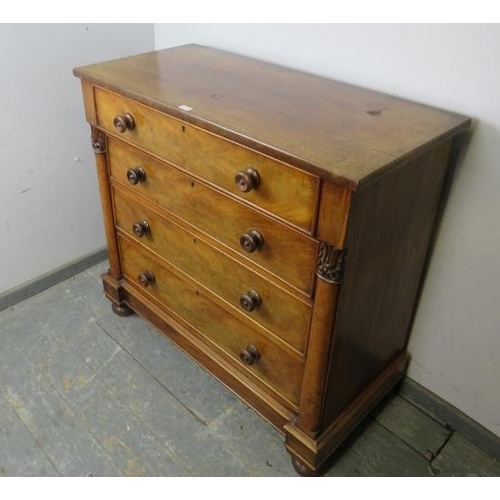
[
  {"left": 316, "top": 241, "right": 346, "bottom": 285},
  {"left": 91, "top": 127, "right": 106, "bottom": 154}
]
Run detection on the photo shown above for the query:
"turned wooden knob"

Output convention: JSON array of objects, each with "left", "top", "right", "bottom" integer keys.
[
  {"left": 127, "top": 166, "right": 146, "bottom": 185},
  {"left": 240, "top": 345, "right": 260, "bottom": 366},
  {"left": 132, "top": 220, "right": 150, "bottom": 238},
  {"left": 239, "top": 290, "right": 261, "bottom": 312},
  {"left": 234, "top": 168, "right": 260, "bottom": 192},
  {"left": 239, "top": 229, "right": 264, "bottom": 253},
  {"left": 138, "top": 270, "right": 155, "bottom": 287},
  {"left": 113, "top": 113, "right": 135, "bottom": 133}
]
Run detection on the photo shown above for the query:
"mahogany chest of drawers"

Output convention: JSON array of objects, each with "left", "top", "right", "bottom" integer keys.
[{"left": 74, "top": 45, "right": 470, "bottom": 475}]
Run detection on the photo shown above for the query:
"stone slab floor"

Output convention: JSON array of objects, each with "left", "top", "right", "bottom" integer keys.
[{"left": 0, "top": 261, "right": 498, "bottom": 477}]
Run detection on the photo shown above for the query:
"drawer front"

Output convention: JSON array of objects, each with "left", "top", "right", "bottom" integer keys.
[
  {"left": 118, "top": 236, "right": 304, "bottom": 407},
  {"left": 95, "top": 87, "right": 319, "bottom": 233},
  {"left": 113, "top": 186, "right": 311, "bottom": 353},
  {"left": 108, "top": 138, "right": 318, "bottom": 296}
]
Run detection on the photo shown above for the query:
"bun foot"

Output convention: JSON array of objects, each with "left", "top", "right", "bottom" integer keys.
[
  {"left": 112, "top": 302, "right": 134, "bottom": 317},
  {"left": 291, "top": 456, "right": 318, "bottom": 476}
]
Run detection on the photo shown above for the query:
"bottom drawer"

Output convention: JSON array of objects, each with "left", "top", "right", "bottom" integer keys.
[{"left": 118, "top": 235, "right": 304, "bottom": 408}]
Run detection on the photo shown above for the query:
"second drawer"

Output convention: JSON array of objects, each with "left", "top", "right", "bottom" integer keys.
[{"left": 113, "top": 186, "right": 312, "bottom": 353}]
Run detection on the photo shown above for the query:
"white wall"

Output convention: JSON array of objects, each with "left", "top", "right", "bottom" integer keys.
[
  {"left": 155, "top": 24, "right": 500, "bottom": 437},
  {"left": 0, "top": 24, "right": 154, "bottom": 294}
]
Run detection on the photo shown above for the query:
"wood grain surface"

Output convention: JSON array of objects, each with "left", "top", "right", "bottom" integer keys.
[{"left": 322, "top": 140, "right": 453, "bottom": 425}]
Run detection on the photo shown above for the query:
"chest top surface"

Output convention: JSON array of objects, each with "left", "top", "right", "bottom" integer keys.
[{"left": 74, "top": 44, "right": 470, "bottom": 189}]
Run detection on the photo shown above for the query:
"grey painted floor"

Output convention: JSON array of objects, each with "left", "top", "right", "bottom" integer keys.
[{"left": 0, "top": 260, "right": 499, "bottom": 477}]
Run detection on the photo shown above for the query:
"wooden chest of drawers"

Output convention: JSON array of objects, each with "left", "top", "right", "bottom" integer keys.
[{"left": 74, "top": 45, "right": 470, "bottom": 475}]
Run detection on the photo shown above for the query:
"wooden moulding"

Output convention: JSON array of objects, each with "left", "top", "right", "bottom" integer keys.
[
  {"left": 85, "top": 78, "right": 122, "bottom": 283},
  {"left": 285, "top": 351, "right": 411, "bottom": 475},
  {"left": 296, "top": 181, "right": 351, "bottom": 435},
  {"left": 90, "top": 126, "right": 123, "bottom": 283}
]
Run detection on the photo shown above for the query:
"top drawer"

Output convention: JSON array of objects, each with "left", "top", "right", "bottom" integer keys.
[{"left": 95, "top": 87, "right": 320, "bottom": 234}]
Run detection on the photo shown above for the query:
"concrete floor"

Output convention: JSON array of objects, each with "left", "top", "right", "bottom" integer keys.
[{"left": 0, "top": 260, "right": 499, "bottom": 477}]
